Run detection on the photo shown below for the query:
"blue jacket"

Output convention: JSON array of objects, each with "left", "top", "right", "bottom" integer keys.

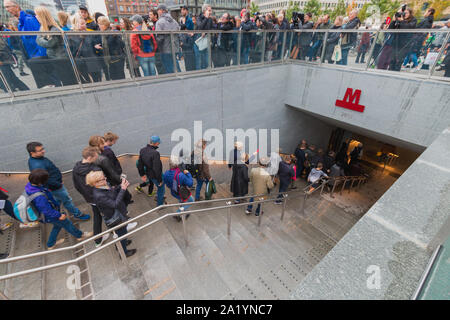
[
  {"left": 163, "top": 169, "right": 193, "bottom": 200},
  {"left": 25, "top": 183, "right": 61, "bottom": 222},
  {"left": 28, "top": 156, "right": 63, "bottom": 191},
  {"left": 18, "top": 10, "right": 46, "bottom": 59}
]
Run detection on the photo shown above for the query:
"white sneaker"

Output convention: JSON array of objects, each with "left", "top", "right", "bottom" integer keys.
[
  {"left": 19, "top": 221, "right": 40, "bottom": 229},
  {"left": 112, "top": 232, "right": 118, "bottom": 239},
  {"left": 126, "top": 222, "right": 138, "bottom": 232},
  {"left": 95, "top": 233, "right": 110, "bottom": 248},
  {"left": 77, "top": 231, "right": 93, "bottom": 241},
  {"left": 48, "top": 238, "right": 65, "bottom": 250}
]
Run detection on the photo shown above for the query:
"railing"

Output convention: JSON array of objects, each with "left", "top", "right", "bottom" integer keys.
[
  {"left": 0, "top": 29, "right": 448, "bottom": 101},
  {"left": 0, "top": 172, "right": 366, "bottom": 299}
]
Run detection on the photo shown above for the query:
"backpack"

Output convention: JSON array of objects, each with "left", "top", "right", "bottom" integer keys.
[
  {"left": 185, "top": 152, "right": 200, "bottom": 179},
  {"left": 172, "top": 170, "right": 191, "bottom": 202},
  {"left": 139, "top": 35, "right": 154, "bottom": 53},
  {"left": 13, "top": 191, "right": 44, "bottom": 223}
]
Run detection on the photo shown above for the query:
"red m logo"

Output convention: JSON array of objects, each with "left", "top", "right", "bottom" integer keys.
[{"left": 335, "top": 88, "right": 365, "bottom": 113}]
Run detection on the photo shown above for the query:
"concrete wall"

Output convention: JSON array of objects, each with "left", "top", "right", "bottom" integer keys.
[
  {"left": 0, "top": 65, "right": 334, "bottom": 172},
  {"left": 285, "top": 64, "right": 450, "bottom": 150}
]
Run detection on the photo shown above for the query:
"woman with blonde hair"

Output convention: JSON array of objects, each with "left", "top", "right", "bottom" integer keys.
[
  {"left": 35, "top": 6, "right": 77, "bottom": 86},
  {"left": 57, "top": 11, "right": 70, "bottom": 31}
]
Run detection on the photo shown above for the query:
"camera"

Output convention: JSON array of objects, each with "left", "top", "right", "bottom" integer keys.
[
  {"left": 291, "top": 12, "right": 304, "bottom": 28},
  {"left": 395, "top": 4, "right": 407, "bottom": 18}
]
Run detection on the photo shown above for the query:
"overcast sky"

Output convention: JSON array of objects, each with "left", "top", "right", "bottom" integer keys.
[{"left": 86, "top": 0, "right": 108, "bottom": 16}]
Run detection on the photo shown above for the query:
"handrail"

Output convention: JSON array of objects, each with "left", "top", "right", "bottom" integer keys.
[{"left": 411, "top": 244, "right": 443, "bottom": 300}]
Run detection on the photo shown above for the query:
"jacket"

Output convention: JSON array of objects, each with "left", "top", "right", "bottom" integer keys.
[
  {"left": 217, "top": 21, "right": 234, "bottom": 51},
  {"left": 138, "top": 145, "right": 163, "bottom": 183},
  {"left": 240, "top": 19, "right": 256, "bottom": 48},
  {"left": 0, "top": 37, "right": 15, "bottom": 65},
  {"left": 411, "top": 15, "right": 433, "bottom": 52},
  {"left": 389, "top": 17, "right": 417, "bottom": 50},
  {"left": 308, "top": 168, "right": 328, "bottom": 183},
  {"left": 100, "top": 33, "right": 126, "bottom": 63},
  {"left": 278, "top": 161, "right": 294, "bottom": 185},
  {"left": 249, "top": 167, "right": 274, "bottom": 197},
  {"left": 95, "top": 154, "right": 122, "bottom": 186},
  {"left": 130, "top": 29, "right": 157, "bottom": 58},
  {"left": 155, "top": 13, "right": 180, "bottom": 54},
  {"left": 294, "top": 147, "right": 306, "bottom": 169},
  {"left": 299, "top": 21, "right": 314, "bottom": 46},
  {"left": 36, "top": 26, "right": 66, "bottom": 59},
  {"left": 69, "top": 35, "right": 102, "bottom": 72},
  {"left": 197, "top": 13, "right": 213, "bottom": 31},
  {"left": 163, "top": 168, "right": 193, "bottom": 200},
  {"left": 86, "top": 19, "right": 99, "bottom": 31},
  {"left": 25, "top": 183, "right": 61, "bottom": 222},
  {"left": 230, "top": 164, "right": 249, "bottom": 197},
  {"left": 102, "top": 146, "right": 122, "bottom": 175},
  {"left": 316, "top": 21, "right": 330, "bottom": 40},
  {"left": 28, "top": 156, "right": 62, "bottom": 191},
  {"left": 180, "top": 15, "right": 194, "bottom": 31},
  {"left": 193, "top": 149, "right": 211, "bottom": 180},
  {"left": 18, "top": 10, "right": 47, "bottom": 59},
  {"left": 72, "top": 161, "right": 102, "bottom": 204},
  {"left": 341, "top": 17, "right": 361, "bottom": 49},
  {"left": 326, "top": 24, "right": 342, "bottom": 46},
  {"left": 92, "top": 186, "right": 127, "bottom": 221}
]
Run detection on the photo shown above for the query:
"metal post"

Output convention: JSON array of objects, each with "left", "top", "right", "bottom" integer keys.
[
  {"left": 261, "top": 31, "right": 267, "bottom": 63},
  {"left": 180, "top": 207, "right": 188, "bottom": 247},
  {"left": 62, "top": 31, "right": 84, "bottom": 89},
  {"left": 207, "top": 33, "right": 212, "bottom": 70},
  {"left": 349, "top": 178, "right": 356, "bottom": 193},
  {"left": 237, "top": 31, "right": 242, "bottom": 66},
  {"left": 41, "top": 223, "right": 47, "bottom": 300},
  {"left": 281, "top": 194, "right": 288, "bottom": 221},
  {"left": 123, "top": 32, "right": 137, "bottom": 80},
  {"left": 320, "top": 180, "right": 326, "bottom": 195},
  {"left": 281, "top": 30, "right": 287, "bottom": 62},
  {"left": 357, "top": 178, "right": 363, "bottom": 189},
  {"left": 330, "top": 178, "right": 338, "bottom": 198},
  {"left": 319, "top": 31, "right": 328, "bottom": 65},
  {"left": 429, "top": 32, "right": 450, "bottom": 78},
  {"left": 340, "top": 178, "right": 347, "bottom": 195},
  {"left": 226, "top": 201, "right": 232, "bottom": 236},
  {"left": 257, "top": 197, "right": 264, "bottom": 227},
  {"left": 365, "top": 31, "right": 379, "bottom": 71},
  {"left": 116, "top": 240, "right": 129, "bottom": 265},
  {"left": 170, "top": 33, "right": 178, "bottom": 75}
]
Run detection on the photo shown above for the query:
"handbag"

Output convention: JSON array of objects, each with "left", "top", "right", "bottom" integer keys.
[
  {"left": 333, "top": 39, "right": 342, "bottom": 62},
  {"left": 104, "top": 209, "right": 126, "bottom": 229},
  {"left": 205, "top": 179, "right": 217, "bottom": 200},
  {"left": 173, "top": 170, "right": 191, "bottom": 202},
  {"left": 195, "top": 35, "right": 209, "bottom": 51},
  {"left": 423, "top": 52, "right": 439, "bottom": 65}
]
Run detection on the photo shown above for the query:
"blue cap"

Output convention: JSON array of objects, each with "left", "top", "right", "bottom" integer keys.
[{"left": 151, "top": 136, "right": 161, "bottom": 144}]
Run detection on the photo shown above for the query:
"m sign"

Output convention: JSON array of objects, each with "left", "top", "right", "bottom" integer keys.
[{"left": 335, "top": 88, "right": 365, "bottom": 113}]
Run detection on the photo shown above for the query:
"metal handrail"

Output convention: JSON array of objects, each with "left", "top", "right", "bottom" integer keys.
[{"left": 411, "top": 244, "right": 443, "bottom": 300}]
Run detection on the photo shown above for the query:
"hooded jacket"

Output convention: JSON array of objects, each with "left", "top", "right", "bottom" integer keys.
[
  {"left": 278, "top": 161, "right": 295, "bottom": 185},
  {"left": 28, "top": 156, "right": 62, "bottom": 191},
  {"left": 18, "top": 10, "right": 47, "bottom": 59},
  {"left": 25, "top": 183, "right": 61, "bottom": 222},
  {"left": 163, "top": 168, "right": 193, "bottom": 200},
  {"left": 137, "top": 145, "right": 163, "bottom": 183},
  {"left": 92, "top": 186, "right": 127, "bottom": 221},
  {"left": 155, "top": 12, "right": 180, "bottom": 54},
  {"left": 36, "top": 25, "right": 67, "bottom": 59},
  {"left": 130, "top": 28, "right": 157, "bottom": 58},
  {"left": 230, "top": 164, "right": 249, "bottom": 197},
  {"left": 72, "top": 161, "right": 102, "bottom": 204},
  {"left": 249, "top": 167, "right": 274, "bottom": 197}
]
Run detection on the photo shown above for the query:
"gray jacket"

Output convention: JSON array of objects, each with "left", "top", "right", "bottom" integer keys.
[
  {"left": 155, "top": 13, "right": 180, "bottom": 54},
  {"left": 36, "top": 26, "right": 66, "bottom": 59}
]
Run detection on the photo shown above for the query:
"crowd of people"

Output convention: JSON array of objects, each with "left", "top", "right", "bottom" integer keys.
[{"left": 0, "top": 1, "right": 449, "bottom": 94}]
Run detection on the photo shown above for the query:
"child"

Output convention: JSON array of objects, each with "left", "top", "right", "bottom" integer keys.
[{"left": 307, "top": 162, "right": 329, "bottom": 194}]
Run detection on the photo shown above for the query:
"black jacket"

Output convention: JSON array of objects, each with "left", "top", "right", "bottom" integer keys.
[
  {"left": 411, "top": 15, "right": 433, "bottom": 52},
  {"left": 322, "top": 155, "right": 335, "bottom": 173},
  {"left": 102, "top": 147, "right": 122, "bottom": 175},
  {"left": 230, "top": 164, "right": 249, "bottom": 197},
  {"left": 389, "top": 17, "right": 417, "bottom": 50},
  {"left": 341, "top": 17, "right": 361, "bottom": 49},
  {"left": 299, "top": 21, "right": 314, "bottom": 46},
  {"left": 278, "top": 161, "right": 295, "bottom": 185},
  {"left": 137, "top": 145, "right": 163, "bottom": 183},
  {"left": 100, "top": 34, "right": 125, "bottom": 62},
  {"left": 217, "top": 21, "right": 234, "bottom": 51},
  {"left": 95, "top": 154, "right": 122, "bottom": 186},
  {"left": 72, "top": 161, "right": 102, "bottom": 204},
  {"left": 197, "top": 13, "right": 213, "bottom": 31},
  {"left": 294, "top": 147, "right": 306, "bottom": 169},
  {"left": 69, "top": 35, "right": 103, "bottom": 72},
  {"left": 92, "top": 187, "right": 127, "bottom": 221}
]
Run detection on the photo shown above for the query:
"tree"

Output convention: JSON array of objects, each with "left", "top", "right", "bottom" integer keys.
[
  {"left": 369, "top": 0, "right": 401, "bottom": 17},
  {"left": 331, "top": 0, "right": 347, "bottom": 21},
  {"left": 358, "top": 3, "right": 371, "bottom": 24},
  {"left": 304, "top": 0, "right": 322, "bottom": 19},
  {"left": 346, "top": 0, "right": 358, "bottom": 16},
  {"left": 250, "top": 1, "right": 260, "bottom": 16},
  {"left": 426, "top": 0, "right": 449, "bottom": 20},
  {"left": 286, "top": 1, "right": 300, "bottom": 21}
]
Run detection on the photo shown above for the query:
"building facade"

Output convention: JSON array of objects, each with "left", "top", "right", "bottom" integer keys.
[
  {"left": 254, "top": 0, "right": 371, "bottom": 15},
  {"left": 105, "top": 0, "right": 152, "bottom": 21}
]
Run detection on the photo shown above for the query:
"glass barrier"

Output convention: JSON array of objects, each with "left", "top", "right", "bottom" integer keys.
[
  {"left": 430, "top": 31, "right": 449, "bottom": 78},
  {"left": 288, "top": 30, "right": 322, "bottom": 64},
  {"left": 240, "top": 30, "right": 264, "bottom": 65},
  {"left": 211, "top": 31, "right": 238, "bottom": 69}
]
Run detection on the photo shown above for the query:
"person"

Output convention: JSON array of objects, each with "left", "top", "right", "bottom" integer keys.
[
  {"left": 230, "top": 153, "right": 250, "bottom": 204},
  {"left": 349, "top": 143, "right": 363, "bottom": 165},
  {"left": 120, "top": 17, "right": 141, "bottom": 78},
  {"left": 323, "top": 151, "right": 335, "bottom": 174},
  {"left": 27, "top": 142, "right": 90, "bottom": 221},
  {"left": 97, "top": 16, "right": 126, "bottom": 81},
  {"left": 69, "top": 17, "right": 102, "bottom": 83},
  {"left": 294, "top": 142, "right": 307, "bottom": 179},
  {"left": 310, "top": 148, "right": 324, "bottom": 169},
  {"left": 57, "top": 11, "right": 70, "bottom": 31},
  {"left": 370, "top": 23, "right": 385, "bottom": 66},
  {"left": 337, "top": 10, "right": 361, "bottom": 65},
  {"left": 307, "top": 162, "right": 329, "bottom": 193},
  {"left": 377, "top": 23, "right": 394, "bottom": 70},
  {"left": 26, "top": 169, "right": 92, "bottom": 250},
  {"left": 246, "top": 158, "right": 274, "bottom": 216},
  {"left": 309, "top": 15, "right": 330, "bottom": 61},
  {"left": 35, "top": 6, "right": 78, "bottom": 87},
  {"left": 289, "top": 154, "right": 297, "bottom": 189},
  {"left": 216, "top": 12, "right": 234, "bottom": 67},
  {"left": 88, "top": 136, "right": 123, "bottom": 188},
  {"left": 328, "top": 161, "right": 345, "bottom": 189},
  {"left": 5, "top": 17, "right": 28, "bottom": 76},
  {"left": 194, "top": 3, "right": 213, "bottom": 70},
  {"left": 388, "top": 8, "right": 417, "bottom": 71},
  {"left": 240, "top": 12, "right": 256, "bottom": 65},
  {"left": 297, "top": 13, "right": 314, "bottom": 61},
  {"left": 135, "top": 158, "right": 154, "bottom": 196},
  {"left": 275, "top": 155, "right": 294, "bottom": 204},
  {"left": 192, "top": 139, "right": 212, "bottom": 201},
  {"left": 137, "top": 136, "right": 165, "bottom": 206},
  {"left": 267, "top": 149, "right": 282, "bottom": 177},
  {"left": 0, "top": 33, "right": 29, "bottom": 92},
  {"left": 155, "top": 4, "right": 181, "bottom": 74},
  {"left": 163, "top": 155, "right": 194, "bottom": 222},
  {"left": 130, "top": 14, "right": 158, "bottom": 77},
  {"left": 79, "top": 5, "right": 98, "bottom": 31},
  {"left": 0, "top": 186, "right": 13, "bottom": 230},
  {"left": 355, "top": 26, "right": 370, "bottom": 64},
  {"left": 94, "top": 12, "right": 104, "bottom": 25},
  {"left": 72, "top": 147, "right": 110, "bottom": 247},
  {"left": 228, "top": 141, "right": 243, "bottom": 170},
  {"left": 87, "top": 171, "right": 137, "bottom": 258},
  {"left": 102, "top": 132, "right": 123, "bottom": 175},
  {"left": 323, "top": 16, "right": 343, "bottom": 64},
  {"left": 179, "top": 5, "right": 195, "bottom": 71}
]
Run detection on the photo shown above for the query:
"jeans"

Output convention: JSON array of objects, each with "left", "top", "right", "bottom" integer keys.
[
  {"left": 247, "top": 197, "right": 261, "bottom": 214},
  {"left": 277, "top": 180, "right": 289, "bottom": 200},
  {"left": 195, "top": 178, "right": 208, "bottom": 200},
  {"left": 92, "top": 205, "right": 103, "bottom": 244},
  {"left": 114, "top": 226, "right": 129, "bottom": 254},
  {"left": 308, "top": 40, "right": 322, "bottom": 60},
  {"left": 51, "top": 186, "right": 84, "bottom": 217},
  {"left": 151, "top": 178, "right": 165, "bottom": 206},
  {"left": 241, "top": 46, "right": 250, "bottom": 65},
  {"left": 177, "top": 195, "right": 194, "bottom": 213},
  {"left": 403, "top": 52, "right": 418, "bottom": 67},
  {"left": 337, "top": 48, "right": 350, "bottom": 65},
  {"left": 47, "top": 218, "right": 82, "bottom": 247},
  {"left": 194, "top": 43, "right": 208, "bottom": 70},
  {"left": 137, "top": 56, "right": 156, "bottom": 77}
]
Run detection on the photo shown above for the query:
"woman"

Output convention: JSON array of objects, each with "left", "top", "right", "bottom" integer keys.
[
  {"left": 57, "top": 11, "right": 70, "bottom": 31},
  {"left": 389, "top": 8, "right": 417, "bottom": 71},
  {"left": 120, "top": 17, "right": 141, "bottom": 78},
  {"left": 230, "top": 153, "right": 250, "bottom": 204},
  {"left": 69, "top": 17, "right": 103, "bottom": 83},
  {"left": 87, "top": 171, "right": 137, "bottom": 258},
  {"left": 97, "top": 16, "right": 126, "bottom": 80},
  {"left": 120, "top": 17, "right": 133, "bottom": 31},
  {"left": 25, "top": 169, "right": 92, "bottom": 250},
  {"left": 193, "top": 139, "right": 212, "bottom": 201},
  {"left": 35, "top": 6, "right": 77, "bottom": 87},
  {"left": 130, "top": 15, "right": 157, "bottom": 77},
  {"left": 355, "top": 26, "right": 371, "bottom": 64},
  {"left": 323, "top": 16, "right": 343, "bottom": 64}
]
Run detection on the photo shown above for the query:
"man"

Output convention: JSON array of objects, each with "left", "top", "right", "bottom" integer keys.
[
  {"left": 155, "top": 4, "right": 181, "bottom": 74},
  {"left": 217, "top": 13, "right": 234, "bottom": 67},
  {"left": 79, "top": 5, "right": 98, "bottom": 31},
  {"left": 137, "top": 136, "right": 165, "bottom": 206},
  {"left": 72, "top": 147, "right": 110, "bottom": 247},
  {"left": 27, "top": 142, "right": 90, "bottom": 220},
  {"left": 298, "top": 13, "right": 314, "bottom": 60},
  {"left": 103, "top": 132, "right": 122, "bottom": 175},
  {"left": 275, "top": 156, "right": 294, "bottom": 204},
  {"left": 246, "top": 158, "right": 274, "bottom": 216},
  {"left": 195, "top": 4, "right": 214, "bottom": 70},
  {"left": 337, "top": 10, "right": 361, "bottom": 65},
  {"left": 405, "top": 8, "right": 434, "bottom": 71},
  {"left": 180, "top": 6, "right": 194, "bottom": 30},
  {"left": 179, "top": 5, "right": 195, "bottom": 72},
  {"left": 193, "top": 139, "right": 212, "bottom": 201},
  {"left": 3, "top": 0, "right": 51, "bottom": 89},
  {"left": 163, "top": 156, "right": 194, "bottom": 222},
  {"left": 240, "top": 12, "right": 256, "bottom": 64},
  {"left": 309, "top": 15, "right": 330, "bottom": 61},
  {"left": 294, "top": 142, "right": 307, "bottom": 179}
]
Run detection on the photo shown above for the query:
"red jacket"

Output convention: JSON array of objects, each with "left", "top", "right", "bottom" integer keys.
[{"left": 130, "top": 31, "right": 157, "bottom": 58}]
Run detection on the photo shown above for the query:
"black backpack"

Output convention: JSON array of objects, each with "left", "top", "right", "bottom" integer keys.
[{"left": 185, "top": 151, "right": 200, "bottom": 179}]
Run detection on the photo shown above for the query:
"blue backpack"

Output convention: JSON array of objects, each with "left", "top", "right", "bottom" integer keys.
[
  {"left": 13, "top": 192, "right": 44, "bottom": 223},
  {"left": 139, "top": 35, "right": 153, "bottom": 53}
]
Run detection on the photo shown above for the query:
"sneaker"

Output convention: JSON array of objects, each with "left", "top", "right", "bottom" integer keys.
[
  {"left": 125, "top": 249, "right": 137, "bottom": 258},
  {"left": 0, "top": 223, "right": 12, "bottom": 231},
  {"left": 77, "top": 231, "right": 93, "bottom": 241},
  {"left": 245, "top": 209, "right": 252, "bottom": 215},
  {"left": 135, "top": 186, "right": 144, "bottom": 194},
  {"left": 0, "top": 253, "right": 8, "bottom": 259},
  {"left": 94, "top": 233, "right": 110, "bottom": 248},
  {"left": 126, "top": 222, "right": 138, "bottom": 232},
  {"left": 274, "top": 200, "right": 283, "bottom": 205},
  {"left": 125, "top": 240, "right": 132, "bottom": 246},
  {"left": 234, "top": 200, "right": 240, "bottom": 204},
  {"left": 20, "top": 72, "right": 29, "bottom": 76},
  {"left": 48, "top": 238, "right": 65, "bottom": 250},
  {"left": 147, "top": 192, "right": 155, "bottom": 197},
  {"left": 173, "top": 216, "right": 182, "bottom": 222},
  {"left": 19, "top": 221, "right": 40, "bottom": 229},
  {"left": 73, "top": 214, "right": 91, "bottom": 221},
  {"left": 255, "top": 212, "right": 260, "bottom": 217},
  {"left": 112, "top": 232, "right": 118, "bottom": 239}
]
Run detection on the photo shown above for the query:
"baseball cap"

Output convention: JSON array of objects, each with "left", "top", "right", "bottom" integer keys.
[
  {"left": 151, "top": 136, "right": 161, "bottom": 144},
  {"left": 79, "top": 5, "right": 88, "bottom": 11}
]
